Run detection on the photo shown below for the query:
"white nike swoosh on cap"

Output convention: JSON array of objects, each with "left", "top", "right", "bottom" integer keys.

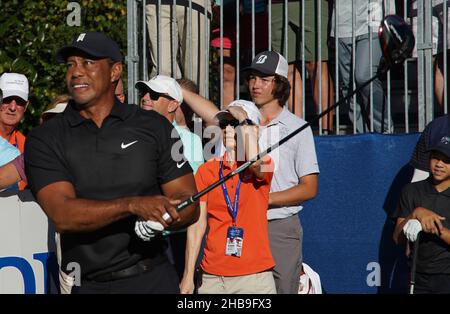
[
  {"left": 177, "top": 160, "right": 187, "bottom": 168},
  {"left": 121, "top": 140, "right": 138, "bottom": 149}
]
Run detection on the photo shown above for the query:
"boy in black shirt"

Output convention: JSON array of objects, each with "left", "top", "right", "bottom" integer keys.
[{"left": 393, "top": 136, "right": 450, "bottom": 293}]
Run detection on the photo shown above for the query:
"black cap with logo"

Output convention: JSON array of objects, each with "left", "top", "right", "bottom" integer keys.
[
  {"left": 427, "top": 136, "right": 450, "bottom": 158},
  {"left": 56, "top": 32, "right": 123, "bottom": 63},
  {"left": 242, "top": 51, "right": 288, "bottom": 79}
]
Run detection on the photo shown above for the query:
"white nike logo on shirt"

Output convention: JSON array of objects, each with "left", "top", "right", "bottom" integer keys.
[
  {"left": 177, "top": 160, "right": 188, "bottom": 168},
  {"left": 121, "top": 140, "right": 138, "bottom": 149}
]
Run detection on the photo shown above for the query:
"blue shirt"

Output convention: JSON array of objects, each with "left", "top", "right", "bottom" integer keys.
[
  {"left": 173, "top": 122, "right": 204, "bottom": 173},
  {"left": 0, "top": 136, "right": 20, "bottom": 167}
]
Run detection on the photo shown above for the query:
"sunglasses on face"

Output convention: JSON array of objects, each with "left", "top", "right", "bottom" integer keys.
[
  {"left": 2, "top": 96, "right": 27, "bottom": 107},
  {"left": 149, "top": 90, "right": 174, "bottom": 101},
  {"left": 219, "top": 119, "right": 240, "bottom": 130}
]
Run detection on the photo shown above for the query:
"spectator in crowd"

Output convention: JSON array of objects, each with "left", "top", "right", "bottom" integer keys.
[
  {"left": 175, "top": 78, "right": 204, "bottom": 171},
  {"left": 115, "top": 78, "right": 125, "bottom": 103},
  {"left": 211, "top": 0, "right": 237, "bottom": 108},
  {"left": 393, "top": 136, "right": 450, "bottom": 293},
  {"left": 24, "top": 31, "right": 199, "bottom": 294},
  {"left": 180, "top": 51, "right": 320, "bottom": 294},
  {"left": 244, "top": 51, "right": 319, "bottom": 294},
  {"left": 211, "top": 0, "right": 268, "bottom": 108},
  {"left": 180, "top": 109, "right": 276, "bottom": 294},
  {"left": 40, "top": 94, "right": 70, "bottom": 124},
  {"left": 0, "top": 72, "right": 29, "bottom": 189},
  {"left": 146, "top": 0, "right": 211, "bottom": 97},
  {"left": 331, "top": 0, "right": 395, "bottom": 133},
  {"left": 175, "top": 78, "right": 198, "bottom": 133},
  {"left": 0, "top": 137, "right": 21, "bottom": 191},
  {"left": 409, "top": 0, "right": 450, "bottom": 113},
  {"left": 271, "top": 0, "right": 334, "bottom": 134},
  {"left": 0, "top": 95, "right": 69, "bottom": 192},
  {"left": 136, "top": 75, "right": 204, "bottom": 175}
]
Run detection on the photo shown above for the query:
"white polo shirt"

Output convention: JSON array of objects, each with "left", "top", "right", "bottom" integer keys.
[{"left": 259, "top": 107, "right": 320, "bottom": 220}]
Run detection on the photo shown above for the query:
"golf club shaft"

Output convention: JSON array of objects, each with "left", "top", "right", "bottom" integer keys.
[
  {"left": 409, "top": 232, "right": 421, "bottom": 294},
  {"left": 176, "top": 70, "right": 385, "bottom": 212}
]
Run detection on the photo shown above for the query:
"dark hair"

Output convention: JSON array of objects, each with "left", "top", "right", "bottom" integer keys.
[
  {"left": 272, "top": 75, "right": 290, "bottom": 107},
  {"left": 176, "top": 78, "right": 198, "bottom": 132}
]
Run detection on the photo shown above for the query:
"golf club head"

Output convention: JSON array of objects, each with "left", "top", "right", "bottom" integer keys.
[{"left": 378, "top": 15, "right": 415, "bottom": 69}]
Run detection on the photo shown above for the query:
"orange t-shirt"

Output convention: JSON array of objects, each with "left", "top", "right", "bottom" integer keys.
[
  {"left": 2, "top": 129, "right": 26, "bottom": 189},
  {"left": 195, "top": 157, "right": 275, "bottom": 276}
]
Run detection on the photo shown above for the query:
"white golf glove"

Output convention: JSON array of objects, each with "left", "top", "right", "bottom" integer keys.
[
  {"left": 134, "top": 219, "right": 164, "bottom": 241},
  {"left": 403, "top": 219, "right": 422, "bottom": 242}
]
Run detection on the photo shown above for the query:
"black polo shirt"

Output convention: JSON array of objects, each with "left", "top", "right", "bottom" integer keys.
[
  {"left": 392, "top": 178, "right": 450, "bottom": 274},
  {"left": 24, "top": 99, "right": 192, "bottom": 278}
]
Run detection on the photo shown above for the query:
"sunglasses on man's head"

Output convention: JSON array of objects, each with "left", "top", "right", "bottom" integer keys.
[{"left": 219, "top": 119, "right": 240, "bottom": 130}]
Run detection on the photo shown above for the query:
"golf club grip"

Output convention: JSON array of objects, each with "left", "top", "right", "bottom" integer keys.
[{"left": 175, "top": 71, "right": 385, "bottom": 212}]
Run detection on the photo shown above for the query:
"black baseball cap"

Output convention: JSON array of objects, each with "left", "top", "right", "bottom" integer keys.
[
  {"left": 242, "top": 50, "right": 288, "bottom": 79},
  {"left": 56, "top": 32, "right": 123, "bottom": 63},
  {"left": 427, "top": 136, "right": 450, "bottom": 158}
]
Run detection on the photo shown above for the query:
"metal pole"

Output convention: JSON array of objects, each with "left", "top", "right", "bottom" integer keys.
[
  {"left": 386, "top": 0, "right": 392, "bottom": 133},
  {"left": 369, "top": 0, "right": 374, "bottom": 132},
  {"left": 172, "top": 0, "right": 177, "bottom": 78},
  {"left": 236, "top": 0, "right": 240, "bottom": 100},
  {"left": 444, "top": 0, "right": 448, "bottom": 114},
  {"left": 318, "top": 0, "right": 323, "bottom": 134},
  {"left": 404, "top": 0, "right": 409, "bottom": 133},
  {"left": 205, "top": 0, "right": 210, "bottom": 99},
  {"left": 301, "top": 0, "right": 305, "bottom": 119},
  {"left": 268, "top": 0, "right": 272, "bottom": 50},
  {"left": 335, "top": 0, "right": 340, "bottom": 134},
  {"left": 127, "top": 0, "right": 139, "bottom": 105},
  {"left": 220, "top": 2, "right": 224, "bottom": 108},
  {"left": 142, "top": 0, "right": 148, "bottom": 81},
  {"left": 157, "top": 0, "right": 161, "bottom": 74},
  {"left": 424, "top": 0, "right": 434, "bottom": 125},
  {"left": 352, "top": 0, "right": 357, "bottom": 133},
  {"left": 252, "top": 0, "right": 255, "bottom": 60},
  {"left": 188, "top": 0, "right": 193, "bottom": 80}
]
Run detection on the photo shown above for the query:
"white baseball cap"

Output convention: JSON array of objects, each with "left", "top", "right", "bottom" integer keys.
[
  {"left": 135, "top": 75, "right": 183, "bottom": 103},
  {"left": 0, "top": 73, "right": 29, "bottom": 102},
  {"left": 228, "top": 100, "right": 262, "bottom": 125},
  {"left": 213, "top": 99, "right": 262, "bottom": 127}
]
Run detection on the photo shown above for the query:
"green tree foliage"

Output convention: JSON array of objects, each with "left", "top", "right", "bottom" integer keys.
[{"left": 0, "top": 0, "right": 126, "bottom": 134}]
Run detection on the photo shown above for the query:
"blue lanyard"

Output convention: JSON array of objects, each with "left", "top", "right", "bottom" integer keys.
[
  {"left": 219, "top": 160, "right": 242, "bottom": 224},
  {"left": 13, "top": 133, "right": 18, "bottom": 149}
]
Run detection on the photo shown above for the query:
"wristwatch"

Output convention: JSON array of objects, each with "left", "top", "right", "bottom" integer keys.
[{"left": 239, "top": 118, "right": 255, "bottom": 126}]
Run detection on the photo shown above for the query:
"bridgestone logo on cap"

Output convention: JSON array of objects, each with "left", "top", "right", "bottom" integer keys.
[
  {"left": 77, "top": 33, "right": 86, "bottom": 42},
  {"left": 256, "top": 55, "right": 268, "bottom": 64}
]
